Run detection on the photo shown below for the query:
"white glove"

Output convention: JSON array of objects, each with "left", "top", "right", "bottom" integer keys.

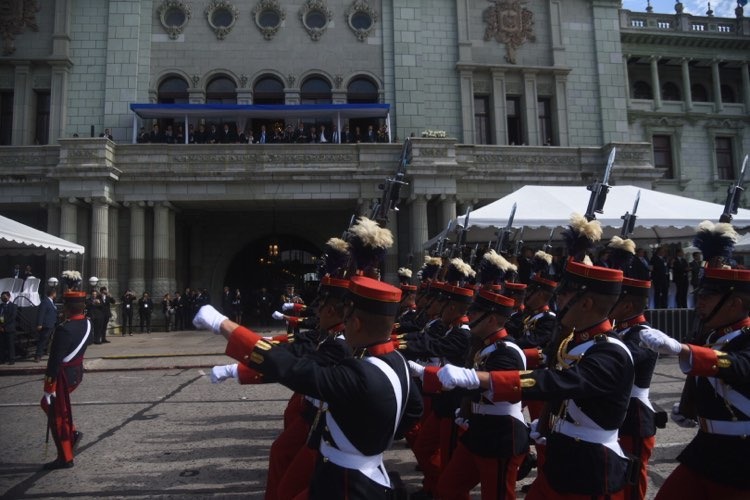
[
  {"left": 193, "top": 305, "right": 228, "bottom": 334},
  {"left": 454, "top": 408, "right": 469, "bottom": 431},
  {"left": 671, "top": 402, "right": 697, "bottom": 428},
  {"left": 407, "top": 361, "right": 425, "bottom": 380},
  {"left": 272, "top": 311, "right": 285, "bottom": 321},
  {"left": 44, "top": 391, "right": 56, "bottom": 405},
  {"left": 639, "top": 328, "right": 682, "bottom": 355},
  {"left": 438, "top": 364, "right": 480, "bottom": 390},
  {"left": 282, "top": 302, "right": 296, "bottom": 311},
  {"left": 529, "top": 419, "right": 547, "bottom": 445},
  {"left": 211, "top": 364, "right": 239, "bottom": 384}
]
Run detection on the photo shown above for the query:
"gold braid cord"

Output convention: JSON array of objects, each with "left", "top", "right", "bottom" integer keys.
[{"left": 555, "top": 330, "right": 582, "bottom": 370}]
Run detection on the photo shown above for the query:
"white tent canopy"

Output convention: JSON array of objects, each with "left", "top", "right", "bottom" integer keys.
[
  {"left": 735, "top": 233, "right": 750, "bottom": 252},
  {"left": 428, "top": 185, "right": 750, "bottom": 248},
  {"left": 0, "top": 215, "right": 85, "bottom": 254}
]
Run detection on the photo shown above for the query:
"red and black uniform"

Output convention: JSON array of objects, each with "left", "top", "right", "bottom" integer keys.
[
  {"left": 656, "top": 317, "right": 750, "bottom": 499},
  {"left": 41, "top": 314, "right": 91, "bottom": 465},
  {"left": 614, "top": 315, "right": 659, "bottom": 500},
  {"left": 226, "top": 327, "right": 422, "bottom": 499},
  {"left": 488, "top": 320, "right": 635, "bottom": 499},
  {"left": 434, "top": 328, "right": 529, "bottom": 500}
]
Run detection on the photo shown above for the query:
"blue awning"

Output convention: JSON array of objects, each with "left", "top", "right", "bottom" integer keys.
[{"left": 129, "top": 102, "right": 390, "bottom": 119}]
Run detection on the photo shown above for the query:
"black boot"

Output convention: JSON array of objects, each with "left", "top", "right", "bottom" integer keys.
[{"left": 43, "top": 458, "right": 74, "bottom": 470}]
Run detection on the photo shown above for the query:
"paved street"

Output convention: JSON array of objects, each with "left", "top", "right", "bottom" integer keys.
[{"left": 0, "top": 329, "right": 696, "bottom": 499}]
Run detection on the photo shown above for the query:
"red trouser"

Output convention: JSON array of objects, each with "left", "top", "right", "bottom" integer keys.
[
  {"left": 277, "top": 446, "right": 318, "bottom": 500},
  {"left": 265, "top": 413, "right": 311, "bottom": 500},
  {"left": 655, "top": 463, "right": 749, "bottom": 500},
  {"left": 437, "top": 441, "right": 525, "bottom": 500},
  {"left": 412, "top": 411, "right": 442, "bottom": 493},
  {"left": 619, "top": 434, "right": 655, "bottom": 500},
  {"left": 283, "top": 393, "right": 305, "bottom": 430},
  {"left": 526, "top": 471, "right": 625, "bottom": 500},
  {"left": 40, "top": 380, "right": 78, "bottom": 463}
]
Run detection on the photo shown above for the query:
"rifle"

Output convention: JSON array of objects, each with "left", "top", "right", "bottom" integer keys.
[
  {"left": 620, "top": 190, "right": 641, "bottom": 238},
  {"left": 370, "top": 138, "right": 411, "bottom": 226},
  {"left": 584, "top": 147, "right": 616, "bottom": 222},
  {"left": 542, "top": 228, "right": 555, "bottom": 253},
  {"left": 435, "top": 220, "right": 455, "bottom": 257},
  {"left": 719, "top": 154, "right": 748, "bottom": 223},
  {"left": 513, "top": 226, "right": 525, "bottom": 259},
  {"left": 468, "top": 243, "right": 480, "bottom": 268},
  {"left": 493, "top": 202, "right": 517, "bottom": 254}
]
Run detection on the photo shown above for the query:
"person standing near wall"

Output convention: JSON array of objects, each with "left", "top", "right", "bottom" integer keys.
[{"left": 35, "top": 288, "right": 58, "bottom": 362}]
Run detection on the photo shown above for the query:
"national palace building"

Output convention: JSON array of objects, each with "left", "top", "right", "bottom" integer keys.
[{"left": 0, "top": 0, "right": 748, "bottom": 303}]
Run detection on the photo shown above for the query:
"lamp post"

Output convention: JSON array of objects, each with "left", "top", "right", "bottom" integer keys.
[
  {"left": 47, "top": 277, "right": 59, "bottom": 288},
  {"left": 88, "top": 276, "right": 99, "bottom": 293}
]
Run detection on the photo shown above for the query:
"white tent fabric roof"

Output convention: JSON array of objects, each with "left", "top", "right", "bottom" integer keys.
[
  {"left": 0, "top": 215, "right": 85, "bottom": 254},
  {"left": 431, "top": 185, "right": 750, "bottom": 247}
]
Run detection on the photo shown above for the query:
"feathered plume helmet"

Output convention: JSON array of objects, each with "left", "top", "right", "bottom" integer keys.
[
  {"left": 560, "top": 213, "right": 603, "bottom": 263},
  {"left": 418, "top": 255, "right": 443, "bottom": 283},
  {"left": 444, "top": 257, "right": 476, "bottom": 286},
  {"left": 397, "top": 267, "right": 413, "bottom": 285},
  {"left": 318, "top": 237, "right": 350, "bottom": 279},
  {"left": 61, "top": 270, "right": 83, "bottom": 291},
  {"left": 346, "top": 216, "right": 394, "bottom": 278},
  {"left": 531, "top": 250, "right": 553, "bottom": 279},
  {"left": 607, "top": 236, "right": 636, "bottom": 273},
  {"left": 477, "top": 249, "right": 516, "bottom": 288},
  {"left": 693, "top": 220, "right": 738, "bottom": 269}
]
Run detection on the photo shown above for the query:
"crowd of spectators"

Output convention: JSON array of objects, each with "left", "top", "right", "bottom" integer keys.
[{"left": 136, "top": 121, "right": 392, "bottom": 145}]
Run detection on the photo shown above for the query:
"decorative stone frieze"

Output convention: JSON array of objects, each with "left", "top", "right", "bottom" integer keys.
[
  {"left": 0, "top": 0, "right": 39, "bottom": 55},
  {"left": 482, "top": 0, "right": 536, "bottom": 64}
]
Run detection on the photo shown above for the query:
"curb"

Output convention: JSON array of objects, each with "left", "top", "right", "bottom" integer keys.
[{"left": 101, "top": 352, "right": 224, "bottom": 360}]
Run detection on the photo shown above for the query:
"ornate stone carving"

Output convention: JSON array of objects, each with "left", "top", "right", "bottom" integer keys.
[
  {"left": 251, "top": 0, "right": 286, "bottom": 41},
  {"left": 239, "top": 74, "right": 248, "bottom": 87},
  {"left": 205, "top": 0, "right": 239, "bottom": 40},
  {"left": 299, "top": 0, "right": 333, "bottom": 41},
  {"left": 191, "top": 74, "right": 200, "bottom": 87},
  {"left": 0, "top": 0, "right": 39, "bottom": 55},
  {"left": 345, "top": 0, "right": 378, "bottom": 42},
  {"left": 287, "top": 74, "right": 296, "bottom": 87},
  {"left": 483, "top": 0, "right": 536, "bottom": 64},
  {"left": 333, "top": 74, "right": 343, "bottom": 89},
  {"left": 156, "top": 0, "right": 191, "bottom": 40}
]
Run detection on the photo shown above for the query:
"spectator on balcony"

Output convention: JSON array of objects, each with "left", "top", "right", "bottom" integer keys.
[
  {"left": 149, "top": 123, "right": 163, "bottom": 143},
  {"left": 239, "top": 129, "right": 254, "bottom": 144},
  {"left": 99, "top": 128, "right": 113, "bottom": 141},
  {"left": 293, "top": 122, "right": 307, "bottom": 143},
  {"left": 318, "top": 124, "right": 329, "bottom": 143},
  {"left": 342, "top": 124, "right": 353, "bottom": 143},
  {"left": 187, "top": 124, "right": 196, "bottom": 144},
  {"left": 309, "top": 126, "right": 318, "bottom": 143},
  {"left": 331, "top": 124, "right": 339, "bottom": 144},
  {"left": 164, "top": 125, "right": 175, "bottom": 144},
  {"left": 194, "top": 123, "right": 207, "bottom": 144},
  {"left": 365, "top": 124, "right": 377, "bottom": 143},
  {"left": 136, "top": 127, "right": 148, "bottom": 143},
  {"left": 206, "top": 124, "right": 219, "bottom": 144},
  {"left": 354, "top": 126, "right": 362, "bottom": 143},
  {"left": 220, "top": 123, "right": 237, "bottom": 143},
  {"left": 175, "top": 125, "right": 185, "bottom": 144},
  {"left": 257, "top": 125, "right": 269, "bottom": 144}
]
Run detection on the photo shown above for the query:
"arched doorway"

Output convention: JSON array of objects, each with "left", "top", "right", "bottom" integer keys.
[{"left": 223, "top": 233, "right": 321, "bottom": 325}]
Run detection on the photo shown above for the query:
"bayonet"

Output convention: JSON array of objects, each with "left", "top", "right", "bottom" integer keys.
[
  {"left": 620, "top": 190, "right": 641, "bottom": 238},
  {"left": 513, "top": 226, "right": 525, "bottom": 258},
  {"left": 584, "top": 147, "right": 616, "bottom": 221},
  {"left": 494, "top": 202, "right": 517, "bottom": 254},
  {"left": 720, "top": 154, "right": 748, "bottom": 223},
  {"left": 543, "top": 228, "right": 555, "bottom": 253}
]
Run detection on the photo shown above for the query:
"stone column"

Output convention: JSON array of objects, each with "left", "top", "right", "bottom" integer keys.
[
  {"left": 409, "top": 195, "right": 429, "bottom": 267},
  {"left": 490, "top": 69, "right": 508, "bottom": 145},
  {"left": 742, "top": 62, "right": 750, "bottom": 115},
  {"left": 49, "top": 62, "right": 70, "bottom": 143},
  {"left": 650, "top": 56, "right": 662, "bottom": 110},
  {"left": 623, "top": 55, "right": 631, "bottom": 108},
  {"left": 168, "top": 208, "right": 177, "bottom": 293},
  {"left": 711, "top": 59, "right": 723, "bottom": 113},
  {"left": 681, "top": 58, "right": 693, "bottom": 112},
  {"left": 59, "top": 198, "right": 79, "bottom": 281},
  {"left": 152, "top": 202, "right": 170, "bottom": 299},
  {"left": 439, "top": 195, "right": 456, "bottom": 231},
  {"left": 12, "top": 63, "right": 31, "bottom": 145},
  {"left": 107, "top": 204, "right": 119, "bottom": 297},
  {"left": 127, "top": 202, "right": 146, "bottom": 295},
  {"left": 523, "top": 70, "right": 539, "bottom": 145},
  {"left": 553, "top": 72, "right": 570, "bottom": 146},
  {"left": 459, "top": 69, "right": 475, "bottom": 144},
  {"left": 90, "top": 198, "right": 109, "bottom": 287}
]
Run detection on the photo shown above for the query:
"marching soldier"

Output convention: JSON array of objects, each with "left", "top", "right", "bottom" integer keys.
[
  {"left": 640, "top": 221, "right": 750, "bottom": 499},
  {"left": 40, "top": 290, "right": 91, "bottom": 469},
  {"left": 607, "top": 236, "right": 663, "bottom": 500},
  {"left": 194, "top": 275, "right": 422, "bottom": 499}
]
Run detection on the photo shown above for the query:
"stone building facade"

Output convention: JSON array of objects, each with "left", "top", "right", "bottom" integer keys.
[{"left": 0, "top": 0, "right": 747, "bottom": 308}]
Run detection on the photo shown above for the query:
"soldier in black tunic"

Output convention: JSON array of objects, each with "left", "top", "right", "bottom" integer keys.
[{"left": 194, "top": 275, "right": 422, "bottom": 499}]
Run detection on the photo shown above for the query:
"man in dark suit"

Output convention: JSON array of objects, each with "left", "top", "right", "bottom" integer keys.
[
  {"left": 220, "top": 123, "right": 237, "bottom": 143},
  {"left": 99, "top": 286, "right": 115, "bottom": 343},
  {"left": 366, "top": 124, "right": 377, "bottom": 142},
  {"left": 672, "top": 248, "right": 690, "bottom": 308},
  {"left": 341, "top": 125, "right": 352, "bottom": 143},
  {"left": 35, "top": 287, "right": 58, "bottom": 362},
  {"left": 257, "top": 125, "right": 269, "bottom": 144},
  {"left": 0, "top": 291, "right": 18, "bottom": 364},
  {"left": 293, "top": 123, "right": 306, "bottom": 143},
  {"left": 650, "top": 246, "right": 670, "bottom": 308}
]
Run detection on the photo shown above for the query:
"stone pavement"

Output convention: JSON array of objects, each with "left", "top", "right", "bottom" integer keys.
[{"left": 0, "top": 325, "right": 284, "bottom": 376}]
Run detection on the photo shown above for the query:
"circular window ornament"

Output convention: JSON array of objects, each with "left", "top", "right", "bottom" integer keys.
[
  {"left": 252, "top": 0, "right": 286, "bottom": 40},
  {"left": 205, "top": 0, "right": 239, "bottom": 40},
  {"left": 157, "top": 0, "right": 192, "bottom": 40},
  {"left": 299, "top": 0, "right": 333, "bottom": 41},
  {"left": 345, "top": 0, "right": 377, "bottom": 42}
]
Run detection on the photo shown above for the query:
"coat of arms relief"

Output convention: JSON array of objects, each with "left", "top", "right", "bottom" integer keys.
[
  {"left": 0, "top": 0, "right": 39, "bottom": 55},
  {"left": 483, "top": 0, "right": 535, "bottom": 64}
]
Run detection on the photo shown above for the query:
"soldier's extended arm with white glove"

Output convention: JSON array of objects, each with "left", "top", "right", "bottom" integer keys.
[
  {"left": 407, "top": 360, "right": 425, "bottom": 380},
  {"left": 438, "top": 364, "right": 481, "bottom": 390},
  {"left": 639, "top": 328, "right": 688, "bottom": 356},
  {"left": 193, "top": 305, "right": 228, "bottom": 334},
  {"left": 211, "top": 364, "right": 239, "bottom": 384}
]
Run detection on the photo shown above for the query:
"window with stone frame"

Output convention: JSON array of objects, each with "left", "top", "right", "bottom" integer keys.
[
  {"left": 652, "top": 134, "right": 673, "bottom": 178},
  {"left": 158, "top": 76, "right": 189, "bottom": 103},
  {"left": 720, "top": 85, "right": 736, "bottom": 104},
  {"left": 715, "top": 136, "right": 735, "bottom": 181},
  {"left": 474, "top": 95, "right": 492, "bottom": 145},
  {"left": 253, "top": 76, "right": 285, "bottom": 104},
  {"left": 632, "top": 81, "right": 652, "bottom": 99},
  {"left": 0, "top": 91, "right": 12, "bottom": 145},
  {"left": 661, "top": 82, "right": 681, "bottom": 101},
  {"left": 691, "top": 84, "right": 709, "bottom": 102},
  {"left": 538, "top": 97, "right": 553, "bottom": 146},
  {"left": 506, "top": 96, "right": 523, "bottom": 145},
  {"left": 34, "top": 90, "right": 50, "bottom": 145},
  {"left": 206, "top": 75, "right": 237, "bottom": 104}
]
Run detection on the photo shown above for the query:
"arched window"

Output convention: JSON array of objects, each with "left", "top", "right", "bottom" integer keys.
[
  {"left": 661, "top": 82, "right": 681, "bottom": 101},
  {"left": 158, "top": 76, "right": 189, "bottom": 104},
  {"left": 632, "top": 81, "right": 652, "bottom": 100},
  {"left": 206, "top": 75, "right": 237, "bottom": 104},
  {"left": 300, "top": 76, "right": 331, "bottom": 104},
  {"left": 253, "top": 76, "right": 285, "bottom": 104},
  {"left": 691, "top": 84, "right": 709, "bottom": 102},
  {"left": 721, "top": 84, "right": 736, "bottom": 103},
  {"left": 347, "top": 77, "right": 379, "bottom": 103}
]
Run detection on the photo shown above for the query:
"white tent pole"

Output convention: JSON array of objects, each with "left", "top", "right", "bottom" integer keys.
[
  {"left": 386, "top": 112, "right": 392, "bottom": 143},
  {"left": 337, "top": 112, "right": 341, "bottom": 143},
  {"left": 132, "top": 113, "right": 137, "bottom": 144},
  {"left": 184, "top": 115, "right": 189, "bottom": 144}
]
